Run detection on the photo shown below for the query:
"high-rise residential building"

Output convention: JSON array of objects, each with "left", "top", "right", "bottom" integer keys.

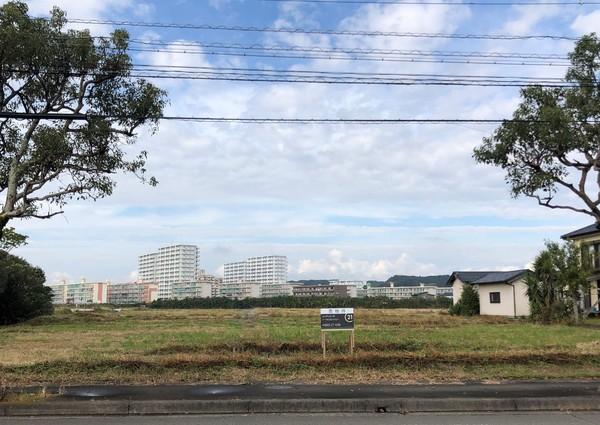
[
  {"left": 223, "top": 255, "right": 287, "bottom": 285},
  {"left": 138, "top": 245, "right": 199, "bottom": 299}
]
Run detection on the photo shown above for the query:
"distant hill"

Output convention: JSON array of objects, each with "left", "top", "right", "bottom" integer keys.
[{"left": 385, "top": 275, "right": 451, "bottom": 287}]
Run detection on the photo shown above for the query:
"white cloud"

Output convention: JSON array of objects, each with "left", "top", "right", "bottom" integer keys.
[
  {"left": 6, "top": 0, "right": 597, "bottom": 284},
  {"left": 571, "top": 10, "right": 600, "bottom": 34},
  {"left": 501, "top": 5, "right": 562, "bottom": 35},
  {"left": 295, "top": 249, "right": 438, "bottom": 280}
]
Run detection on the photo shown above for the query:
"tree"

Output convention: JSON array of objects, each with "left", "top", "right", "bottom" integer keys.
[
  {"left": 474, "top": 33, "right": 600, "bottom": 222},
  {"left": 0, "top": 2, "right": 167, "bottom": 241},
  {"left": 449, "top": 284, "right": 480, "bottom": 316},
  {"left": 0, "top": 250, "right": 53, "bottom": 325},
  {"left": 527, "top": 241, "right": 591, "bottom": 324}
]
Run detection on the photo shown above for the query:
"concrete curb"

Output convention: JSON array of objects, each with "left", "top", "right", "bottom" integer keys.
[{"left": 2, "top": 396, "right": 600, "bottom": 416}]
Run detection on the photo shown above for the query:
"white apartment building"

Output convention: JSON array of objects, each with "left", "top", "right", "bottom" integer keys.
[
  {"left": 138, "top": 245, "right": 199, "bottom": 299},
  {"left": 223, "top": 256, "right": 287, "bottom": 285},
  {"left": 48, "top": 279, "right": 108, "bottom": 305},
  {"left": 367, "top": 283, "right": 450, "bottom": 300}
]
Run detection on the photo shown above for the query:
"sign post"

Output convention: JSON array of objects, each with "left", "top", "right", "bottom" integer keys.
[{"left": 320, "top": 308, "right": 355, "bottom": 357}]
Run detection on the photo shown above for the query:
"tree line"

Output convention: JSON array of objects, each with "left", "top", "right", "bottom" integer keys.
[{"left": 149, "top": 295, "right": 453, "bottom": 310}]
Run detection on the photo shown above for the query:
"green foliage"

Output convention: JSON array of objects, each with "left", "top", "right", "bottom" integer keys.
[
  {"left": 527, "top": 241, "right": 591, "bottom": 324},
  {"left": 0, "top": 227, "right": 27, "bottom": 251},
  {"left": 0, "top": 1, "right": 167, "bottom": 233},
  {"left": 150, "top": 295, "right": 453, "bottom": 310},
  {"left": 474, "top": 33, "right": 600, "bottom": 222},
  {"left": 0, "top": 250, "right": 53, "bottom": 325},
  {"left": 449, "top": 284, "right": 480, "bottom": 316}
]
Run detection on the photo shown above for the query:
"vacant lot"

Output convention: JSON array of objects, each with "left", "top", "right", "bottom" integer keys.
[{"left": 2, "top": 307, "right": 600, "bottom": 385}]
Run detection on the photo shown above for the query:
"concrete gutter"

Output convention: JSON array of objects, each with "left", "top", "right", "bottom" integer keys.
[{"left": 2, "top": 382, "right": 600, "bottom": 416}]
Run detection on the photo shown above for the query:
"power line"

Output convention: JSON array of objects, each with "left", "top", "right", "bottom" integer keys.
[
  {"left": 127, "top": 39, "right": 570, "bottom": 60},
  {"left": 6, "top": 67, "right": 579, "bottom": 87},
  {"left": 65, "top": 18, "right": 578, "bottom": 41},
  {"left": 126, "top": 47, "right": 570, "bottom": 66},
  {"left": 1, "top": 112, "right": 595, "bottom": 125},
  {"left": 129, "top": 63, "right": 567, "bottom": 80}
]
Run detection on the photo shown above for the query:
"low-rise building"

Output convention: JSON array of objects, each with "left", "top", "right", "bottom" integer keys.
[
  {"left": 366, "top": 283, "right": 448, "bottom": 300},
  {"left": 293, "top": 284, "right": 355, "bottom": 297},
  {"left": 172, "top": 273, "right": 222, "bottom": 300},
  {"left": 562, "top": 223, "right": 600, "bottom": 311},
  {"left": 260, "top": 283, "right": 295, "bottom": 298},
  {"left": 48, "top": 279, "right": 108, "bottom": 305},
  {"left": 219, "top": 282, "right": 260, "bottom": 299},
  {"left": 449, "top": 270, "right": 530, "bottom": 317},
  {"left": 107, "top": 282, "right": 158, "bottom": 305}
]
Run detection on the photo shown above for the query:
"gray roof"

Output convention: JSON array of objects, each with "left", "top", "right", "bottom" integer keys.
[
  {"left": 561, "top": 223, "right": 600, "bottom": 240},
  {"left": 447, "top": 271, "right": 494, "bottom": 285},
  {"left": 449, "top": 270, "right": 529, "bottom": 285}
]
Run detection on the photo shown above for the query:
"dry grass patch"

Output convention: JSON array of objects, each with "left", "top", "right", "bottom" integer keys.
[{"left": 2, "top": 307, "right": 600, "bottom": 385}]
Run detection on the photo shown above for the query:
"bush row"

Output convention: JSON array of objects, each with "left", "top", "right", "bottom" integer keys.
[{"left": 149, "top": 295, "right": 453, "bottom": 309}]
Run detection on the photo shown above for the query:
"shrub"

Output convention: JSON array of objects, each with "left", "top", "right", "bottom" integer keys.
[
  {"left": 0, "top": 250, "right": 53, "bottom": 325},
  {"left": 150, "top": 295, "right": 452, "bottom": 309},
  {"left": 449, "top": 284, "right": 480, "bottom": 316}
]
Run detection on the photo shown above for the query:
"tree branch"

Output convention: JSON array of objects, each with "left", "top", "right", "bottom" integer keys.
[{"left": 534, "top": 194, "right": 596, "bottom": 217}]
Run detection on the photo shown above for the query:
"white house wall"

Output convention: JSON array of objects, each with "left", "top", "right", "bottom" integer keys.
[
  {"left": 452, "top": 279, "right": 464, "bottom": 304},
  {"left": 478, "top": 283, "right": 516, "bottom": 316},
  {"left": 513, "top": 279, "right": 531, "bottom": 317}
]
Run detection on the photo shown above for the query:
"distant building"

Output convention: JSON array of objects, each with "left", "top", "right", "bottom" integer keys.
[
  {"left": 48, "top": 279, "right": 108, "bottom": 305},
  {"left": 138, "top": 245, "right": 199, "bottom": 299},
  {"left": 366, "top": 283, "right": 449, "bottom": 300},
  {"left": 172, "top": 272, "right": 222, "bottom": 300},
  {"left": 219, "top": 282, "right": 261, "bottom": 299},
  {"left": 329, "top": 279, "right": 366, "bottom": 297},
  {"left": 224, "top": 256, "right": 287, "bottom": 285},
  {"left": 260, "top": 283, "right": 295, "bottom": 298},
  {"left": 293, "top": 284, "right": 356, "bottom": 298},
  {"left": 448, "top": 270, "right": 530, "bottom": 317},
  {"left": 107, "top": 282, "right": 158, "bottom": 305}
]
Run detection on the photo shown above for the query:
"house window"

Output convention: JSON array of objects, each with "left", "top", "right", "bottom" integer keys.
[
  {"left": 587, "top": 243, "right": 600, "bottom": 271},
  {"left": 489, "top": 292, "right": 501, "bottom": 304}
]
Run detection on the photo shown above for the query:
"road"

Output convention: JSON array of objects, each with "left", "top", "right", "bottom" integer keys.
[{"left": 1, "top": 413, "right": 599, "bottom": 425}]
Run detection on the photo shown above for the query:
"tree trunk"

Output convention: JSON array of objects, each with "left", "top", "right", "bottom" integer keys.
[
  {"left": 0, "top": 217, "right": 9, "bottom": 239},
  {"left": 572, "top": 295, "right": 580, "bottom": 324}
]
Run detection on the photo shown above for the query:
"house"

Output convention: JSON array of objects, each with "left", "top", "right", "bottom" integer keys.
[
  {"left": 561, "top": 223, "right": 600, "bottom": 311},
  {"left": 448, "top": 270, "right": 530, "bottom": 317}
]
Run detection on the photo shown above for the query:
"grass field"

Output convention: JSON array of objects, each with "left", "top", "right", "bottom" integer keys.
[{"left": 2, "top": 307, "right": 600, "bottom": 386}]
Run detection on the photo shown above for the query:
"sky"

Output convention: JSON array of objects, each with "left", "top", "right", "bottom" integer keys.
[{"left": 6, "top": 0, "right": 600, "bottom": 282}]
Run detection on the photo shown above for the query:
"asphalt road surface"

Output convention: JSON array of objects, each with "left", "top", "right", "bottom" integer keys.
[{"left": 1, "top": 413, "right": 600, "bottom": 425}]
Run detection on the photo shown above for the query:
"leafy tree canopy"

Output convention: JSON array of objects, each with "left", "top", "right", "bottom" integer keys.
[
  {"left": 474, "top": 33, "right": 600, "bottom": 222},
  {"left": 0, "top": 1, "right": 167, "bottom": 239},
  {"left": 527, "top": 240, "right": 591, "bottom": 323},
  {"left": 0, "top": 250, "right": 53, "bottom": 325},
  {"left": 449, "top": 284, "right": 480, "bottom": 316}
]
